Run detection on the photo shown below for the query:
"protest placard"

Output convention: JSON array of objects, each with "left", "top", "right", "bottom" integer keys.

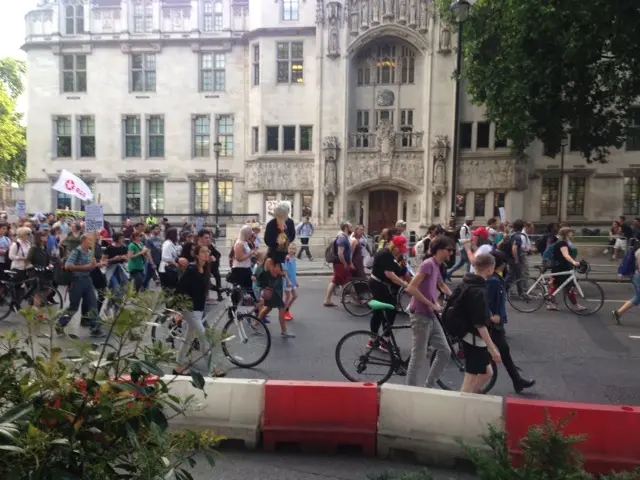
[{"left": 85, "top": 205, "right": 104, "bottom": 233}]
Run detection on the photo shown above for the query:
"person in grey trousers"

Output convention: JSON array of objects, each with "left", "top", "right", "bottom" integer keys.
[{"left": 405, "top": 235, "right": 456, "bottom": 388}]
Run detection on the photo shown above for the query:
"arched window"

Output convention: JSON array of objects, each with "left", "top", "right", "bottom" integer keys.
[
  {"left": 356, "top": 41, "right": 416, "bottom": 86},
  {"left": 64, "top": 2, "right": 84, "bottom": 35}
]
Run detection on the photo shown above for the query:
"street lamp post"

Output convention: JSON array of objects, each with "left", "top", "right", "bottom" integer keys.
[
  {"left": 558, "top": 137, "right": 568, "bottom": 223},
  {"left": 213, "top": 141, "right": 222, "bottom": 237},
  {"left": 449, "top": 0, "right": 471, "bottom": 223}
]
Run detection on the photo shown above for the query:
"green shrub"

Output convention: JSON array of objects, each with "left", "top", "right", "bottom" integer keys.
[{"left": 0, "top": 288, "right": 220, "bottom": 480}]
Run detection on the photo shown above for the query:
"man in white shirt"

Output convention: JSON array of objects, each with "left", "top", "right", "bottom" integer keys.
[
  {"left": 521, "top": 221, "right": 534, "bottom": 281},
  {"left": 447, "top": 216, "right": 473, "bottom": 279},
  {"left": 465, "top": 228, "right": 494, "bottom": 274},
  {"left": 487, "top": 217, "right": 498, "bottom": 243}
]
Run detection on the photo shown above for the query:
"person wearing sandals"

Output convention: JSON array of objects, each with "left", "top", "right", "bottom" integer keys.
[
  {"left": 173, "top": 244, "right": 225, "bottom": 377},
  {"left": 257, "top": 257, "right": 295, "bottom": 338}
]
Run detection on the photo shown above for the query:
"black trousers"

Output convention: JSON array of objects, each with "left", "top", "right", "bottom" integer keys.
[
  {"left": 210, "top": 267, "right": 223, "bottom": 300},
  {"left": 297, "top": 238, "right": 312, "bottom": 259},
  {"left": 490, "top": 327, "right": 520, "bottom": 383},
  {"left": 368, "top": 278, "right": 397, "bottom": 335}
]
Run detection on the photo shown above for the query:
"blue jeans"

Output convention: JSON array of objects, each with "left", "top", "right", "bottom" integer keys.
[
  {"left": 631, "top": 274, "right": 640, "bottom": 306},
  {"left": 143, "top": 262, "right": 157, "bottom": 289},
  {"left": 447, "top": 248, "right": 470, "bottom": 277},
  {"left": 59, "top": 276, "right": 100, "bottom": 331}
]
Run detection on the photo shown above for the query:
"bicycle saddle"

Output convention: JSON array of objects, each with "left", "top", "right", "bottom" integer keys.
[{"left": 368, "top": 299, "right": 396, "bottom": 311}]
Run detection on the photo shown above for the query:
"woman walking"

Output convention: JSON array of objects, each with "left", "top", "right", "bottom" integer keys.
[
  {"left": 227, "top": 225, "right": 255, "bottom": 306},
  {"left": 612, "top": 244, "right": 640, "bottom": 324},
  {"left": 104, "top": 233, "right": 129, "bottom": 312},
  {"left": 9, "top": 227, "right": 32, "bottom": 286},
  {"left": 25, "top": 230, "right": 52, "bottom": 307},
  {"left": 173, "top": 245, "right": 225, "bottom": 377},
  {"left": 128, "top": 231, "right": 151, "bottom": 293},
  {"left": 159, "top": 227, "right": 180, "bottom": 291}
]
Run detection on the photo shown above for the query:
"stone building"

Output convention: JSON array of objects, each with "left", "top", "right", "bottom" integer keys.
[{"left": 22, "top": 0, "right": 640, "bottom": 233}]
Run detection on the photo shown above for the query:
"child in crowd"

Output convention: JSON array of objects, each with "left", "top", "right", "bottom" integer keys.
[
  {"left": 251, "top": 251, "right": 269, "bottom": 323},
  {"left": 258, "top": 257, "right": 295, "bottom": 339},
  {"left": 283, "top": 244, "right": 299, "bottom": 321}
]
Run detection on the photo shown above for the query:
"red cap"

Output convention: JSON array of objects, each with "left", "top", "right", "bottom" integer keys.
[
  {"left": 391, "top": 235, "right": 409, "bottom": 254},
  {"left": 472, "top": 227, "right": 490, "bottom": 239}
]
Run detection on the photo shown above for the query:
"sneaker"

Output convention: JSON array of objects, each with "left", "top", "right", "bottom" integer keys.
[
  {"left": 377, "top": 340, "right": 389, "bottom": 354},
  {"left": 546, "top": 304, "right": 559, "bottom": 311},
  {"left": 284, "top": 312, "right": 293, "bottom": 321},
  {"left": 89, "top": 329, "right": 106, "bottom": 338},
  {"left": 281, "top": 332, "right": 296, "bottom": 339},
  {"left": 366, "top": 339, "right": 374, "bottom": 349},
  {"left": 612, "top": 310, "right": 621, "bottom": 325},
  {"left": 55, "top": 324, "right": 66, "bottom": 337}
]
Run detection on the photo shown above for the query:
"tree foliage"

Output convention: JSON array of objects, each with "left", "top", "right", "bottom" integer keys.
[
  {"left": 0, "top": 57, "right": 26, "bottom": 185},
  {"left": 457, "top": 0, "right": 640, "bottom": 162}
]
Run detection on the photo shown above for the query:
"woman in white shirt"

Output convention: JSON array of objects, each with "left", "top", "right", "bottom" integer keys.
[
  {"left": 159, "top": 228, "right": 180, "bottom": 290},
  {"left": 9, "top": 227, "right": 32, "bottom": 285}
]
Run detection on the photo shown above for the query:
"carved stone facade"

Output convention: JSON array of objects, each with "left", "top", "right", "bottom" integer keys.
[
  {"left": 346, "top": 0, "right": 433, "bottom": 40},
  {"left": 431, "top": 134, "right": 450, "bottom": 197},
  {"left": 245, "top": 161, "right": 314, "bottom": 192},
  {"left": 323, "top": 136, "right": 340, "bottom": 196},
  {"left": 457, "top": 157, "right": 529, "bottom": 193}
]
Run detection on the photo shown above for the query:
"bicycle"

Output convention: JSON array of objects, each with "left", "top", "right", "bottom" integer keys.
[
  {"left": 335, "top": 300, "right": 498, "bottom": 393},
  {"left": 150, "top": 285, "right": 271, "bottom": 371},
  {"left": 508, "top": 261, "right": 604, "bottom": 315},
  {"left": 0, "top": 267, "right": 64, "bottom": 320}
]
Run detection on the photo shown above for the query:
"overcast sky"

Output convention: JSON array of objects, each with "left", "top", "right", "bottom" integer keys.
[{"left": 0, "top": 1, "right": 35, "bottom": 60}]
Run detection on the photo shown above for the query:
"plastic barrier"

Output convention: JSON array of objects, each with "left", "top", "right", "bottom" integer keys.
[
  {"left": 167, "top": 376, "right": 266, "bottom": 449},
  {"left": 377, "top": 384, "right": 503, "bottom": 466},
  {"left": 505, "top": 398, "right": 640, "bottom": 475},
  {"left": 263, "top": 380, "right": 378, "bottom": 454}
]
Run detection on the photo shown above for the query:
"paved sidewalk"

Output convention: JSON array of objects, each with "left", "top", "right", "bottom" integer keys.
[{"left": 192, "top": 451, "right": 477, "bottom": 480}]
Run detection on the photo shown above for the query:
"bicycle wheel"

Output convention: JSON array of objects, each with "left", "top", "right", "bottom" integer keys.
[
  {"left": 507, "top": 278, "right": 545, "bottom": 313},
  {"left": 341, "top": 280, "right": 373, "bottom": 317},
  {"left": 335, "top": 330, "right": 395, "bottom": 384},
  {"left": 25, "top": 286, "right": 64, "bottom": 311},
  {"left": 396, "top": 286, "right": 412, "bottom": 314},
  {"left": 150, "top": 315, "right": 183, "bottom": 350},
  {"left": 564, "top": 280, "right": 604, "bottom": 316},
  {"left": 431, "top": 341, "right": 498, "bottom": 394},
  {"left": 221, "top": 313, "right": 271, "bottom": 368},
  {"left": 0, "top": 284, "right": 14, "bottom": 320}
]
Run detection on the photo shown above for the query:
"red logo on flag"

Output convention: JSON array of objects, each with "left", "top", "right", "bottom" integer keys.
[{"left": 65, "top": 180, "right": 75, "bottom": 191}]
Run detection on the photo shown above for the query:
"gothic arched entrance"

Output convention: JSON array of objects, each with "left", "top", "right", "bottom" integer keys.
[{"left": 368, "top": 190, "right": 398, "bottom": 235}]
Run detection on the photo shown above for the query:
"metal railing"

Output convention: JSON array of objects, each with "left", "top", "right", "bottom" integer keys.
[{"left": 347, "top": 131, "right": 424, "bottom": 149}]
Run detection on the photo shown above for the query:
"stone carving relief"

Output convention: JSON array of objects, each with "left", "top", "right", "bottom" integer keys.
[
  {"left": 345, "top": 151, "right": 425, "bottom": 191},
  {"left": 431, "top": 135, "right": 450, "bottom": 197},
  {"left": 327, "top": 2, "right": 342, "bottom": 57},
  {"left": 245, "top": 161, "right": 314, "bottom": 192},
  {"left": 438, "top": 22, "right": 452, "bottom": 53},
  {"left": 391, "top": 153, "right": 425, "bottom": 185},
  {"left": 458, "top": 157, "right": 529, "bottom": 192},
  {"left": 376, "top": 121, "right": 396, "bottom": 165},
  {"left": 323, "top": 136, "right": 340, "bottom": 196},
  {"left": 376, "top": 89, "right": 395, "bottom": 107},
  {"left": 342, "top": 0, "right": 431, "bottom": 41},
  {"left": 316, "top": 0, "right": 324, "bottom": 25}
]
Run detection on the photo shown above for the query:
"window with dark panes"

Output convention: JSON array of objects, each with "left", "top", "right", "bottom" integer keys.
[
  {"left": 460, "top": 122, "right": 472, "bottom": 149},
  {"left": 65, "top": 4, "right": 84, "bottom": 35},
  {"left": 282, "top": 0, "right": 299, "bottom": 21},
  {"left": 62, "top": 54, "right": 86, "bottom": 93},
  {"left": 540, "top": 177, "right": 560, "bottom": 216},
  {"left": 193, "top": 115, "right": 210, "bottom": 157},
  {"left": 400, "top": 46, "right": 415, "bottom": 84},
  {"left": 493, "top": 192, "right": 506, "bottom": 217},
  {"left": 283, "top": 126, "right": 296, "bottom": 151},
  {"left": 252, "top": 44, "right": 260, "bottom": 86},
  {"left": 125, "top": 181, "right": 141, "bottom": 215},
  {"left": 300, "top": 126, "right": 312, "bottom": 151},
  {"left": 56, "top": 116, "right": 72, "bottom": 157},
  {"left": 124, "top": 116, "right": 141, "bottom": 157},
  {"left": 131, "top": 53, "right": 156, "bottom": 92},
  {"left": 147, "top": 116, "right": 164, "bottom": 157},
  {"left": 252, "top": 126, "right": 259, "bottom": 154},
  {"left": 57, "top": 191, "right": 72, "bottom": 210},
  {"left": 623, "top": 176, "right": 640, "bottom": 216},
  {"left": 566, "top": 177, "right": 585, "bottom": 216},
  {"left": 216, "top": 115, "right": 233, "bottom": 156},
  {"left": 477, "top": 122, "right": 490, "bottom": 148},
  {"left": 276, "top": 42, "right": 303, "bottom": 83},
  {"left": 474, "top": 193, "right": 486, "bottom": 217},
  {"left": 266, "top": 126, "right": 279, "bottom": 152},
  {"left": 356, "top": 110, "right": 370, "bottom": 147},
  {"left": 79, "top": 117, "right": 95, "bottom": 157}
]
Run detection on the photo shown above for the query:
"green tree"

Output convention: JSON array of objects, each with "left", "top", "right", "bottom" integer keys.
[
  {"left": 0, "top": 57, "right": 26, "bottom": 185},
  {"left": 454, "top": 0, "right": 640, "bottom": 162}
]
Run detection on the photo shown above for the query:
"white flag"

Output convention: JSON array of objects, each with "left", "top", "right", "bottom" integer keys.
[{"left": 52, "top": 169, "right": 94, "bottom": 202}]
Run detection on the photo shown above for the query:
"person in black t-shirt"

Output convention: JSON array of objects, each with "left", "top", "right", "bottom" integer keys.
[
  {"left": 547, "top": 227, "right": 584, "bottom": 312},
  {"left": 368, "top": 236, "right": 410, "bottom": 352},
  {"left": 104, "top": 233, "right": 129, "bottom": 310}
]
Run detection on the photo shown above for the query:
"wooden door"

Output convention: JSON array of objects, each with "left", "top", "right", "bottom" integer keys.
[{"left": 368, "top": 190, "right": 398, "bottom": 235}]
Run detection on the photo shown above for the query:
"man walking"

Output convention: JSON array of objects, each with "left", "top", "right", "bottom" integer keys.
[
  {"left": 324, "top": 221, "right": 353, "bottom": 307},
  {"left": 296, "top": 216, "right": 314, "bottom": 261},
  {"left": 447, "top": 216, "right": 473, "bottom": 279}
]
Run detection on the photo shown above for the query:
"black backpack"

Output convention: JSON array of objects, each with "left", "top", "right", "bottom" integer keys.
[
  {"left": 441, "top": 283, "right": 472, "bottom": 339},
  {"left": 497, "top": 233, "right": 517, "bottom": 260}
]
